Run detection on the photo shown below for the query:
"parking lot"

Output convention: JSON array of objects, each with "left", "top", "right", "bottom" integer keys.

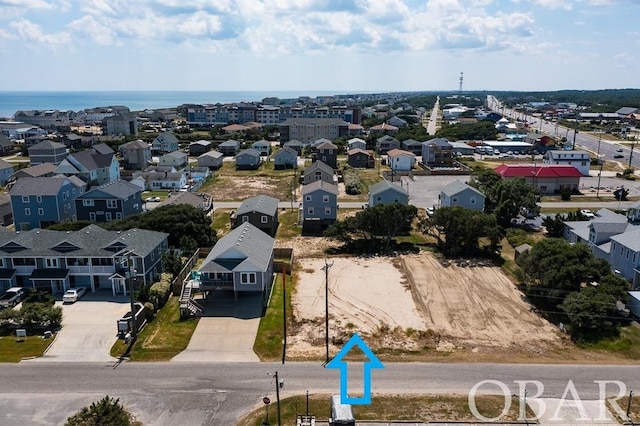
[
  {"left": 26, "top": 291, "right": 129, "bottom": 363},
  {"left": 408, "top": 175, "right": 472, "bottom": 210}
]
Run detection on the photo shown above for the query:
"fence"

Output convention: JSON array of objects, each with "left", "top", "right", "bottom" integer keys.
[
  {"left": 171, "top": 247, "right": 211, "bottom": 295},
  {"left": 273, "top": 247, "right": 294, "bottom": 274}
]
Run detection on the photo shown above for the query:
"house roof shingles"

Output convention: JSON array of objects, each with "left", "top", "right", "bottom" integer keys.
[{"left": 236, "top": 195, "right": 279, "bottom": 216}]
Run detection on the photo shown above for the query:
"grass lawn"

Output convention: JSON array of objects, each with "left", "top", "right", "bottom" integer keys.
[
  {"left": 253, "top": 272, "right": 292, "bottom": 361},
  {"left": 110, "top": 297, "right": 199, "bottom": 361},
  {"left": 211, "top": 208, "right": 233, "bottom": 235},
  {"left": 237, "top": 393, "right": 534, "bottom": 425},
  {"left": 581, "top": 326, "right": 640, "bottom": 360},
  {"left": 275, "top": 209, "right": 301, "bottom": 240},
  {"left": 0, "top": 334, "right": 52, "bottom": 362}
]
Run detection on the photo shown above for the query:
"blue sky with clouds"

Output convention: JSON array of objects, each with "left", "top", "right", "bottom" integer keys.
[{"left": 0, "top": 0, "right": 636, "bottom": 92}]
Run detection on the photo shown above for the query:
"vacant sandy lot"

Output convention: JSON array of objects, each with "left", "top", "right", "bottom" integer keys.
[
  {"left": 402, "top": 254, "right": 561, "bottom": 348},
  {"left": 289, "top": 252, "right": 562, "bottom": 358}
]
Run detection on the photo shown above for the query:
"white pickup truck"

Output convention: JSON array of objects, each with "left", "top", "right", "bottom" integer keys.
[{"left": 0, "top": 287, "right": 25, "bottom": 308}]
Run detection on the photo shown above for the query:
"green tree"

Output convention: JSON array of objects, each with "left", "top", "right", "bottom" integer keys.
[
  {"left": 66, "top": 396, "right": 136, "bottom": 426},
  {"left": 560, "top": 287, "right": 619, "bottom": 341},
  {"left": 516, "top": 238, "right": 611, "bottom": 313},
  {"left": 161, "top": 250, "right": 185, "bottom": 277},
  {"left": 103, "top": 204, "right": 217, "bottom": 249},
  {"left": 468, "top": 168, "right": 503, "bottom": 213},
  {"left": 421, "top": 206, "right": 502, "bottom": 257},
  {"left": 542, "top": 215, "right": 566, "bottom": 238},
  {"left": 19, "top": 303, "right": 63, "bottom": 329},
  {"left": 324, "top": 203, "right": 418, "bottom": 252},
  {"left": 493, "top": 178, "right": 540, "bottom": 228}
]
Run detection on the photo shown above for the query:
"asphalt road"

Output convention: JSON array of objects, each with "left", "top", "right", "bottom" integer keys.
[
  {"left": 487, "top": 95, "right": 639, "bottom": 168},
  {"left": 1, "top": 361, "right": 639, "bottom": 425}
]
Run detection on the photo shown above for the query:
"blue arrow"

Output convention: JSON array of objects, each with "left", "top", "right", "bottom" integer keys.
[{"left": 325, "top": 333, "right": 385, "bottom": 405}]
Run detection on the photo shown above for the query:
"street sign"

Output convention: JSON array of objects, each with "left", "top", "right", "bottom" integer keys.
[{"left": 263, "top": 396, "right": 271, "bottom": 405}]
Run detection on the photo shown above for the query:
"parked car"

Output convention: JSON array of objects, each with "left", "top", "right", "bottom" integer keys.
[
  {"left": 580, "top": 209, "right": 596, "bottom": 219},
  {"left": 0, "top": 287, "right": 25, "bottom": 308},
  {"left": 426, "top": 206, "right": 436, "bottom": 216},
  {"left": 614, "top": 154, "right": 624, "bottom": 159},
  {"left": 145, "top": 196, "right": 160, "bottom": 202},
  {"left": 62, "top": 287, "right": 86, "bottom": 303}
]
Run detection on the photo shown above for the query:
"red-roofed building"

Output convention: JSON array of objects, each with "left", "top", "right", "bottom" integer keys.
[{"left": 494, "top": 164, "right": 582, "bottom": 194}]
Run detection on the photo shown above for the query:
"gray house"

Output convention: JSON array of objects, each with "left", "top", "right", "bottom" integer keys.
[
  {"left": 302, "top": 160, "right": 335, "bottom": 185},
  {"left": 313, "top": 140, "right": 338, "bottom": 169},
  {"left": 283, "top": 139, "right": 303, "bottom": 155},
  {"left": 197, "top": 222, "right": 275, "bottom": 302},
  {"left": 219, "top": 139, "right": 240, "bottom": 156},
  {"left": 251, "top": 139, "right": 271, "bottom": 156},
  {"left": 75, "top": 180, "right": 144, "bottom": 222},
  {"left": 28, "top": 140, "right": 68, "bottom": 165},
  {"left": 188, "top": 140, "right": 212, "bottom": 156},
  {"left": 0, "top": 225, "right": 168, "bottom": 294},
  {"left": 119, "top": 139, "right": 151, "bottom": 170},
  {"left": 273, "top": 147, "right": 298, "bottom": 170},
  {"left": 368, "top": 180, "right": 409, "bottom": 207},
  {"left": 197, "top": 150, "right": 224, "bottom": 170},
  {"left": 300, "top": 180, "right": 338, "bottom": 232},
  {"left": 230, "top": 195, "right": 279, "bottom": 236},
  {"left": 439, "top": 180, "right": 485, "bottom": 211},
  {"left": 235, "top": 149, "right": 262, "bottom": 170}
]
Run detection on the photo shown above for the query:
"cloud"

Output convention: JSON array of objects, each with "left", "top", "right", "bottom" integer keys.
[
  {"left": 67, "top": 15, "right": 119, "bottom": 45},
  {"left": 9, "top": 18, "right": 70, "bottom": 45}
]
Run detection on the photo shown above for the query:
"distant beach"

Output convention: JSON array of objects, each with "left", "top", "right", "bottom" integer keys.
[{"left": 0, "top": 90, "right": 356, "bottom": 119}]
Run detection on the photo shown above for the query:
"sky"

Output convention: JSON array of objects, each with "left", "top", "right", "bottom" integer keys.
[{"left": 0, "top": 0, "right": 637, "bottom": 92}]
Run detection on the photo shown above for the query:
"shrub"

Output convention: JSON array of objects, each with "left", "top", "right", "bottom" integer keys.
[
  {"left": 143, "top": 302, "right": 155, "bottom": 321},
  {"left": 505, "top": 228, "right": 533, "bottom": 248},
  {"left": 22, "top": 290, "right": 55, "bottom": 307},
  {"left": 19, "top": 303, "right": 62, "bottom": 329},
  {"left": 149, "top": 280, "right": 171, "bottom": 310},
  {"left": 343, "top": 168, "right": 362, "bottom": 195},
  {"left": 66, "top": 396, "right": 136, "bottom": 426},
  {"left": 560, "top": 187, "right": 572, "bottom": 201}
]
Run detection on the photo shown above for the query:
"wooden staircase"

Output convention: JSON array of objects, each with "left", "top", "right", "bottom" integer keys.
[{"left": 179, "top": 279, "right": 203, "bottom": 318}]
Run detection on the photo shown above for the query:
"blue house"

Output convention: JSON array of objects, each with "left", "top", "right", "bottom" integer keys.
[
  {"left": 368, "top": 180, "right": 409, "bottom": 207},
  {"left": 0, "top": 159, "right": 14, "bottom": 185},
  {"left": 54, "top": 143, "right": 120, "bottom": 187},
  {"left": 0, "top": 225, "right": 168, "bottom": 295},
  {"left": 9, "top": 176, "right": 86, "bottom": 231},
  {"left": 300, "top": 180, "right": 338, "bottom": 232},
  {"left": 75, "top": 180, "right": 144, "bottom": 223},
  {"left": 197, "top": 222, "right": 275, "bottom": 302},
  {"left": 439, "top": 180, "right": 485, "bottom": 211}
]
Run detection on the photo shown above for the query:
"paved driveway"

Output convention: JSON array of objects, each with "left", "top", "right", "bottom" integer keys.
[
  {"left": 26, "top": 291, "right": 130, "bottom": 363},
  {"left": 408, "top": 175, "right": 472, "bottom": 210},
  {"left": 171, "top": 291, "right": 262, "bottom": 362}
]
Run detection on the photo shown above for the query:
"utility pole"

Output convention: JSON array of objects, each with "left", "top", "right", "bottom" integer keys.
[
  {"left": 627, "top": 390, "right": 634, "bottom": 420},
  {"left": 275, "top": 371, "right": 282, "bottom": 426},
  {"left": 629, "top": 138, "right": 636, "bottom": 169},
  {"left": 281, "top": 263, "right": 287, "bottom": 364},
  {"left": 572, "top": 119, "right": 578, "bottom": 150},
  {"left": 127, "top": 252, "right": 138, "bottom": 343},
  {"left": 322, "top": 259, "right": 334, "bottom": 365}
]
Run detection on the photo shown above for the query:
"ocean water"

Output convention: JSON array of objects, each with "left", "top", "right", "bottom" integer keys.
[{"left": 0, "top": 90, "right": 355, "bottom": 119}]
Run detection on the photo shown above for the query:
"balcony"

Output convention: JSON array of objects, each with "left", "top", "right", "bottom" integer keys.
[{"left": 199, "top": 280, "right": 234, "bottom": 291}]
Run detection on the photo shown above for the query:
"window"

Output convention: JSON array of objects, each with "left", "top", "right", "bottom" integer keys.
[
  {"left": 36, "top": 196, "right": 42, "bottom": 203},
  {"left": 116, "top": 212, "right": 122, "bottom": 220},
  {"left": 305, "top": 195, "right": 312, "bottom": 202},
  {"left": 261, "top": 215, "right": 268, "bottom": 224},
  {"left": 240, "top": 273, "right": 256, "bottom": 284},
  {"left": 45, "top": 258, "right": 58, "bottom": 268},
  {"left": 307, "top": 207, "right": 314, "bottom": 215},
  {"left": 621, "top": 246, "right": 624, "bottom": 256},
  {"left": 470, "top": 197, "right": 476, "bottom": 204},
  {"left": 89, "top": 212, "right": 96, "bottom": 221},
  {"left": 323, "top": 195, "right": 329, "bottom": 203},
  {"left": 106, "top": 212, "right": 112, "bottom": 221},
  {"left": 106, "top": 200, "right": 117, "bottom": 209},
  {"left": 242, "top": 216, "right": 249, "bottom": 223},
  {"left": 634, "top": 253, "right": 637, "bottom": 263},
  {"left": 613, "top": 242, "right": 617, "bottom": 251},
  {"left": 325, "top": 207, "right": 331, "bottom": 215},
  {"left": 21, "top": 196, "right": 29, "bottom": 203},
  {"left": 38, "top": 208, "right": 44, "bottom": 216},
  {"left": 24, "top": 208, "right": 31, "bottom": 216},
  {"left": 83, "top": 200, "right": 94, "bottom": 206},
  {"left": 626, "top": 250, "right": 630, "bottom": 259},
  {"left": 376, "top": 196, "right": 382, "bottom": 202},
  {"left": 452, "top": 197, "right": 458, "bottom": 203},
  {"left": 393, "top": 197, "right": 399, "bottom": 202}
]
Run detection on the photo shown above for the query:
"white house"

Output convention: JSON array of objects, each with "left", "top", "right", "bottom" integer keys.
[
  {"left": 386, "top": 148, "right": 416, "bottom": 171},
  {"left": 543, "top": 150, "right": 591, "bottom": 176},
  {"left": 347, "top": 138, "right": 367, "bottom": 151}
]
